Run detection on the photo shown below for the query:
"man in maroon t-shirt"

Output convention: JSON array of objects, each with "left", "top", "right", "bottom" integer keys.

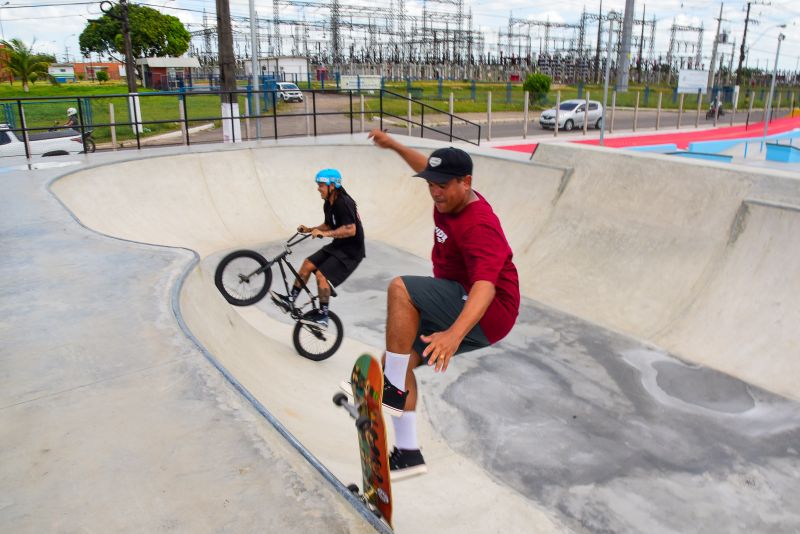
[{"left": 361, "top": 128, "right": 520, "bottom": 478}]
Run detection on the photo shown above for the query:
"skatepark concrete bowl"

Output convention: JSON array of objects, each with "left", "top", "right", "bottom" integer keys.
[{"left": 47, "top": 136, "right": 800, "bottom": 533}]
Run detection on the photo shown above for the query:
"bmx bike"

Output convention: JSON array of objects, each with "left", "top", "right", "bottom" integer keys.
[{"left": 214, "top": 233, "right": 344, "bottom": 361}]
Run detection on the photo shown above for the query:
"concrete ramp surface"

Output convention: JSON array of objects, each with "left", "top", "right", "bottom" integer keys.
[{"left": 50, "top": 137, "right": 800, "bottom": 533}]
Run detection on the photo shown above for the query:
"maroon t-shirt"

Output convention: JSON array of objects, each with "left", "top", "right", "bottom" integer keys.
[{"left": 431, "top": 191, "right": 520, "bottom": 344}]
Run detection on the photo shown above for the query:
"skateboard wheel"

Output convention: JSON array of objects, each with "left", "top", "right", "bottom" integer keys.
[
  {"left": 332, "top": 392, "right": 348, "bottom": 406},
  {"left": 356, "top": 415, "right": 372, "bottom": 432},
  {"left": 347, "top": 483, "right": 360, "bottom": 495}
]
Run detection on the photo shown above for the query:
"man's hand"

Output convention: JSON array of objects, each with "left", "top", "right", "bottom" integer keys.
[
  {"left": 297, "top": 225, "right": 311, "bottom": 234},
  {"left": 420, "top": 329, "right": 465, "bottom": 373},
  {"left": 311, "top": 228, "right": 326, "bottom": 239},
  {"left": 368, "top": 128, "right": 428, "bottom": 173},
  {"left": 368, "top": 128, "right": 395, "bottom": 149}
]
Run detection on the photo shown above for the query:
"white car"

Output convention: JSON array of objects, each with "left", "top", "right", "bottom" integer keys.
[
  {"left": 539, "top": 99, "right": 604, "bottom": 131},
  {"left": 0, "top": 124, "right": 88, "bottom": 157},
  {"left": 276, "top": 82, "right": 304, "bottom": 103}
]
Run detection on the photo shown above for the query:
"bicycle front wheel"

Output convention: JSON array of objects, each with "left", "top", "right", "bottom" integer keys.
[
  {"left": 214, "top": 250, "right": 272, "bottom": 306},
  {"left": 292, "top": 310, "right": 344, "bottom": 361}
]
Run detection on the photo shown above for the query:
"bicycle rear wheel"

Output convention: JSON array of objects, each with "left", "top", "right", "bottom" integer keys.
[
  {"left": 215, "top": 250, "right": 272, "bottom": 306},
  {"left": 292, "top": 310, "right": 344, "bottom": 361}
]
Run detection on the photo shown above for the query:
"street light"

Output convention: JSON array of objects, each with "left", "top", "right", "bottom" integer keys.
[
  {"left": 761, "top": 29, "right": 786, "bottom": 152},
  {"left": 599, "top": 12, "right": 619, "bottom": 146},
  {"left": 63, "top": 33, "right": 76, "bottom": 63}
]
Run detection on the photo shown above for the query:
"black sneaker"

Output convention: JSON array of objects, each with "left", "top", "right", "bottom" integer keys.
[
  {"left": 339, "top": 376, "right": 408, "bottom": 416},
  {"left": 270, "top": 291, "right": 293, "bottom": 313},
  {"left": 300, "top": 310, "right": 328, "bottom": 329},
  {"left": 381, "top": 376, "right": 408, "bottom": 416},
  {"left": 389, "top": 447, "right": 427, "bottom": 480}
]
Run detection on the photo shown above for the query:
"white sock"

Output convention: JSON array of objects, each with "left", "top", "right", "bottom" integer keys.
[
  {"left": 384, "top": 351, "right": 410, "bottom": 390},
  {"left": 392, "top": 411, "right": 418, "bottom": 450}
]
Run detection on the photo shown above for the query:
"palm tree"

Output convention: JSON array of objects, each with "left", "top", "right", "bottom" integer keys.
[
  {"left": 0, "top": 38, "right": 50, "bottom": 92},
  {"left": 0, "top": 46, "right": 11, "bottom": 85}
]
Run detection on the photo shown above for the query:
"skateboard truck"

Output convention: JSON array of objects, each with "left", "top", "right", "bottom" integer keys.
[{"left": 333, "top": 392, "right": 372, "bottom": 431}]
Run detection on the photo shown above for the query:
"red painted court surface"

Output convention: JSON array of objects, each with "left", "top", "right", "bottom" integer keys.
[{"left": 496, "top": 115, "right": 800, "bottom": 153}]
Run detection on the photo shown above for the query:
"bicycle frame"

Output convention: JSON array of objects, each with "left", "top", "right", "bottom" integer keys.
[{"left": 237, "top": 232, "right": 324, "bottom": 317}]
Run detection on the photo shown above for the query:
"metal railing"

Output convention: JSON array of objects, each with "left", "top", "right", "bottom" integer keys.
[
  {"left": 379, "top": 90, "right": 481, "bottom": 146},
  {"left": 0, "top": 88, "right": 481, "bottom": 159}
]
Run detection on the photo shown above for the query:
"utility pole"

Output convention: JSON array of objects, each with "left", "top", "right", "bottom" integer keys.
[
  {"left": 600, "top": 13, "right": 616, "bottom": 146},
  {"left": 98, "top": 0, "right": 139, "bottom": 132},
  {"left": 98, "top": 1, "right": 136, "bottom": 93},
  {"left": 119, "top": 0, "right": 137, "bottom": 94},
  {"left": 216, "top": 0, "right": 240, "bottom": 142},
  {"left": 594, "top": 0, "right": 603, "bottom": 83},
  {"left": 736, "top": 1, "right": 763, "bottom": 84},
  {"left": 707, "top": 3, "right": 724, "bottom": 92},
  {"left": 616, "top": 0, "right": 634, "bottom": 91},
  {"left": 637, "top": 3, "right": 645, "bottom": 83},
  {"left": 762, "top": 32, "right": 785, "bottom": 150},
  {"left": 248, "top": 0, "right": 261, "bottom": 138}
]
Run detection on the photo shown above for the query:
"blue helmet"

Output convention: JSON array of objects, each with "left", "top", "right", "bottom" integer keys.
[{"left": 315, "top": 168, "right": 342, "bottom": 189}]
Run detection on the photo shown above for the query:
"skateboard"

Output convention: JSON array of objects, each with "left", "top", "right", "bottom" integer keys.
[{"left": 333, "top": 354, "right": 393, "bottom": 528}]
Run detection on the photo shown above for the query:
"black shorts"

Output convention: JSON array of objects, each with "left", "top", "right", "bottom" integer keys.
[
  {"left": 307, "top": 248, "right": 361, "bottom": 288},
  {"left": 401, "top": 275, "right": 490, "bottom": 362}
]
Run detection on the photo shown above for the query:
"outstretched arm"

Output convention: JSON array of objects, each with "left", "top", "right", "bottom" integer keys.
[{"left": 368, "top": 128, "right": 428, "bottom": 173}]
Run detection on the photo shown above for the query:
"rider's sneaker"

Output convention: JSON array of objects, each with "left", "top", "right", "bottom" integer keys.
[
  {"left": 338, "top": 376, "right": 408, "bottom": 416},
  {"left": 381, "top": 376, "right": 408, "bottom": 416},
  {"left": 389, "top": 447, "right": 427, "bottom": 480},
  {"left": 300, "top": 310, "right": 328, "bottom": 329},
  {"left": 270, "top": 291, "right": 293, "bottom": 313}
]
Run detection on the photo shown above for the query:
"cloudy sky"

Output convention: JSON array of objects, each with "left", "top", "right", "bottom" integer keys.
[{"left": 4, "top": 0, "right": 799, "bottom": 72}]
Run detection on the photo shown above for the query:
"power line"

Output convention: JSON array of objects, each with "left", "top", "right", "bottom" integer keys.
[{"left": 3, "top": 1, "right": 96, "bottom": 7}]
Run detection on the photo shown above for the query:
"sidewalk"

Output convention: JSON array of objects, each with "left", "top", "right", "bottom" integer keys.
[{"left": 489, "top": 115, "right": 800, "bottom": 152}]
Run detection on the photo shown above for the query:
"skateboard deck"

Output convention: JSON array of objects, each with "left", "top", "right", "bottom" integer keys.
[{"left": 334, "top": 353, "right": 393, "bottom": 528}]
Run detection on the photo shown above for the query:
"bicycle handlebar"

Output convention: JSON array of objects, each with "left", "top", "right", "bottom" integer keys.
[{"left": 286, "top": 232, "right": 312, "bottom": 248}]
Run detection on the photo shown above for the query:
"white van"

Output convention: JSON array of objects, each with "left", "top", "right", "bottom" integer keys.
[
  {"left": 539, "top": 99, "right": 603, "bottom": 131},
  {"left": 276, "top": 82, "right": 304, "bottom": 103}
]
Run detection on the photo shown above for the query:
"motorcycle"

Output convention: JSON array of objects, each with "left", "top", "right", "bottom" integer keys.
[
  {"left": 49, "top": 122, "right": 96, "bottom": 153},
  {"left": 706, "top": 102, "right": 725, "bottom": 120}
]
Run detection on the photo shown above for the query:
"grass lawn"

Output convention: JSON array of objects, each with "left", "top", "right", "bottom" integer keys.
[{"left": 0, "top": 81, "right": 292, "bottom": 144}]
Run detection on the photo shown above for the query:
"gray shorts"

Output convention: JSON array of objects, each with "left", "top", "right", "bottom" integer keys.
[{"left": 401, "top": 275, "right": 490, "bottom": 363}]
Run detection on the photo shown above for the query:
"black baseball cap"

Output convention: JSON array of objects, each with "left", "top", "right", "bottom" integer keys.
[{"left": 414, "top": 147, "right": 473, "bottom": 183}]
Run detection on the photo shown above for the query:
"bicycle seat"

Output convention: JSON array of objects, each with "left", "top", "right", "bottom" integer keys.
[{"left": 330, "top": 284, "right": 338, "bottom": 298}]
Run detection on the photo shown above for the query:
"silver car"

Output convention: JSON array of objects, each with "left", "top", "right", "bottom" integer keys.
[
  {"left": 276, "top": 82, "right": 304, "bottom": 103},
  {"left": 539, "top": 99, "right": 604, "bottom": 131}
]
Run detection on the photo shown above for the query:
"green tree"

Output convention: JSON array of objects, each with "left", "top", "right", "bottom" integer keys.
[
  {"left": 523, "top": 73, "right": 552, "bottom": 104},
  {"left": 0, "top": 39, "right": 51, "bottom": 92},
  {"left": 79, "top": 4, "right": 190, "bottom": 63},
  {"left": 95, "top": 70, "right": 110, "bottom": 83}
]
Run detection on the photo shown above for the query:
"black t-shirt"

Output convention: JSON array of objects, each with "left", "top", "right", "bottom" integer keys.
[{"left": 322, "top": 191, "right": 365, "bottom": 261}]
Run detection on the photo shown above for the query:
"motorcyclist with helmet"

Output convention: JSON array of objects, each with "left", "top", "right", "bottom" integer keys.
[
  {"left": 707, "top": 95, "right": 725, "bottom": 119},
  {"left": 270, "top": 168, "right": 365, "bottom": 327},
  {"left": 64, "top": 107, "right": 80, "bottom": 129}
]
